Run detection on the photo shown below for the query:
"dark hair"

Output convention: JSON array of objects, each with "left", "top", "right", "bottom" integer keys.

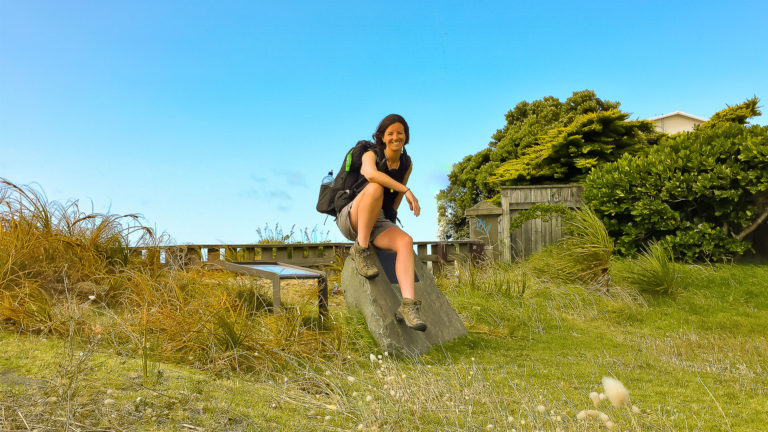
[{"left": 372, "top": 114, "right": 409, "bottom": 151}]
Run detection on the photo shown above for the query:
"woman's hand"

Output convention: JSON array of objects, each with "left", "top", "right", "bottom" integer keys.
[{"left": 405, "top": 189, "right": 420, "bottom": 217}]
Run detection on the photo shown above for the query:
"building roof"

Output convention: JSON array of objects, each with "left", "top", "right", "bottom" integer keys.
[
  {"left": 465, "top": 200, "right": 502, "bottom": 216},
  {"left": 647, "top": 111, "right": 709, "bottom": 122}
]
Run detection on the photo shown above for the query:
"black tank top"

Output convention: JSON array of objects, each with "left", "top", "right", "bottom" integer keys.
[
  {"left": 347, "top": 140, "right": 412, "bottom": 216},
  {"left": 372, "top": 146, "right": 411, "bottom": 216}
]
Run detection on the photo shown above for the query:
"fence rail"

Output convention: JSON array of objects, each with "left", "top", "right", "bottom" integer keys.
[{"left": 129, "top": 240, "right": 485, "bottom": 274}]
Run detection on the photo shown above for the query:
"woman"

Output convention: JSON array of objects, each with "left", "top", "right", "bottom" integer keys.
[{"left": 336, "top": 114, "right": 426, "bottom": 331}]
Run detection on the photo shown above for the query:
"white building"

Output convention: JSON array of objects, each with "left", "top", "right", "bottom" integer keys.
[{"left": 647, "top": 111, "right": 708, "bottom": 134}]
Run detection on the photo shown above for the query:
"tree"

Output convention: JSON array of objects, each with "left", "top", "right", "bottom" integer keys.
[
  {"left": 489, "top": 109, "right": 658, "bottom": 185},
  {"left": 437, "top": 90, "right": 658, "bottom": 238},
  {"left": 584, "top": 98, "right": 767, "bottom": 261},
  {"left": 705, "top": 96, "right": 760, "bottom": 126}
]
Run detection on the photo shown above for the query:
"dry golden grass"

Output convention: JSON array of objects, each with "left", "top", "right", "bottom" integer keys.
[{"left": 0, "top": 178, "right": 346, "bottom": 376}]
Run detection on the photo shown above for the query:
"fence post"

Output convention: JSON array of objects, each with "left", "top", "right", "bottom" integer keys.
[
  {"left": 184, "top": 246, "right": 202, "bottom": 266},
  {"left": 432, "top": 243, "right": 446, "bottom": 275},
  {"left": 225, "top": 247, "right": 238, "bottom": 262},
  {"left": 275, "top": 245, "right": 290, "bottom": 261},
  {"left": 207, "top": 247, "right": 221, "bottom": 262},
  {"left": 244, "top": 247, "right": 256, "bottom": 261}
]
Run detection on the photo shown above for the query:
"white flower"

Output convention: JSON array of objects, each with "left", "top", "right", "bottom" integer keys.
[
  {"left": 377, "top": 354, "right": 382, "bottom": 360},
  {"left": 369, "top": 354, "right": 377, "bottom": 362},
  {"left": 486, "top": 424, "right": 494, "bottom": 430},
  {"left": 347, "top": 376, "right": 356, "bottom": 383},
  {"left": 602, "top": 377, "right": 630, "bottom": 408},
  {"left": 365, "top": 395, "right": 372, "bottom": 402},
  {"left": 536, "top": 405, "right": 546, "bottom": 413},
  {"left": 577, "top": 410, "right": 602, "bottom": 420},
  {"left": 589, "top": 391, "right": 601, "bottom": 407},
  {"left": 88, "top": 295, "right": 96, "bottom": 300}
]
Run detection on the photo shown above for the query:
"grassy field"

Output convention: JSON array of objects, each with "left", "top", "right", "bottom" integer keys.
[
  {"left": 1, "top": 179, "right": 766, "bottom": 431},
  {"left": 1, "top": 260, "right": 766, "bottom": 431}
]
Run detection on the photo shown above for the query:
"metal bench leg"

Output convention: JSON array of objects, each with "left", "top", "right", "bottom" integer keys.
[
  {"left": 318, "top": 276, "right": 329, "bottom": 318},
  {"left": 271, "top": 276, "right": 282, "bottom": 314}
]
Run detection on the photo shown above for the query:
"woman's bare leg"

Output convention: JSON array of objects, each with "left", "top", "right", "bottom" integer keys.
[
  {"left": 349, "top": 183, "right": 383, "bottom": 247},
  {"left": 372, "top": 226, "right": 415, "bottom": 299}
]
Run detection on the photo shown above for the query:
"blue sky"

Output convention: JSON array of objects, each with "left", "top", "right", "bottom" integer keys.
[{"left": 1, "top": 1, "right": 767, "bottom": 243}]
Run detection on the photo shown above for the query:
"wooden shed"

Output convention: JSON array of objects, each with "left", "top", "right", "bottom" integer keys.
[
  {"left": 500, "top": 185, "right": 583, "bottom": 261},
  {"left": 465, "top": 200, "right": 503, "bottom": 260}
]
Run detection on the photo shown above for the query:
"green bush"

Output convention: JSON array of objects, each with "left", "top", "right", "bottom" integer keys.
[{"left": 584, "top": 122, "right": 768, "bottom": 261}]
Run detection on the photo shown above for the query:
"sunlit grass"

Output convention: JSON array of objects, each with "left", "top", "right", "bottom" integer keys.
[{"left": 1, "top": 178, "right": 767, "bottom": 431}]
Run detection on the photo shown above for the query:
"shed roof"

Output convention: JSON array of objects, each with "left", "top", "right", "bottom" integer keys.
[{"left": 465, "top": 200, "right": 502, "bottom": 216}]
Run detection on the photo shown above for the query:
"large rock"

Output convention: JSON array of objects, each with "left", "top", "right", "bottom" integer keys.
[{"left": 342, "top": 250, "right": 466, "bottom": 356}]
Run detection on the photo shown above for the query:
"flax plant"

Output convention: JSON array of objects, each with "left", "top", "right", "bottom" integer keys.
[
  {"left": 525, "top": 206, "right": 614, "bottom": 288},
  {"left": 613, "top": 241, "right": 682, "bottom": 294}
]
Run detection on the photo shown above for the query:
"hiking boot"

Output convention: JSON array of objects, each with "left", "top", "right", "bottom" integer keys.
[
  {"left": 395, "top": 298, "right": 427, "bottom": 332},
  {"left": 351, "top": 241, "right": 379, "bottom": 278}
]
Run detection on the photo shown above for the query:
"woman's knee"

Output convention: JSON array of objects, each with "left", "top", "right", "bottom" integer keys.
[
  {"left": 362, "top": 183, "right": 384, "bottom": 200},
  {"left": 397, "top": 233, "right": 414, "bottom": 252}
]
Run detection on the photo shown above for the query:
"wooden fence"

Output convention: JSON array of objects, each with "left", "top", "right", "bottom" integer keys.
[
  {"left": 500, "top": 184, "right": 583, "bottom": 261},
  {"left": 129, "top": 240, "right": 485, "bottom": 274}
]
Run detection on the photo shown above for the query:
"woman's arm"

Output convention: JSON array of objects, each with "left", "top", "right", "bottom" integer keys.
[
  {"left": 360, "top": 151, "right": 420, "bottom": 216},
  {"left": 392, "top": 163, "right": 412, "bottom": 210},
  {"left": 360, "top": 151, "right": 408, "bottom": 192}
]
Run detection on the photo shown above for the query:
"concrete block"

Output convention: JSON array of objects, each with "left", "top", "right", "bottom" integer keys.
[{"left": 342, "top": 250, "right": 466, "bottom": 356}]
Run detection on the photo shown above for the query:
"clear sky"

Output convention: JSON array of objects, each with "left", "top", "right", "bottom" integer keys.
[{"left": 2, "top": 1, "right": 767, "bottom": 244}]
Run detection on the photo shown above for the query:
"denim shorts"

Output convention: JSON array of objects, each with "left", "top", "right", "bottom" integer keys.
[{"left": 336, "top": 201, "right": 397, "bottom": 242}]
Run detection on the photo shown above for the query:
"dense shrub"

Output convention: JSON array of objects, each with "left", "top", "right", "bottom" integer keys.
[
  {"left": 436, "top": 90, "right": 660, "bottom": 239},
  {"left": 584, "top": 122, "right": 768, "bottom": 261}
]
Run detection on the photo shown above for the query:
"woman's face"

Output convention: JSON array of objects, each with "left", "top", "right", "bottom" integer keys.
[{"left": 382, "top": 122, "right": 406, "bottom": 151}]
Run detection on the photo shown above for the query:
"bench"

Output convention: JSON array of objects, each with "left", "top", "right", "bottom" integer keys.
[{"left": 213, "top": 261, "right": 328, "bottom": 317}]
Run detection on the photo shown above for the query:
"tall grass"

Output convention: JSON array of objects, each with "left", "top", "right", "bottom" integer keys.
[
  {"left": 526, "top": 206, "right": 614, "bottom": 288},
  {"left": 0, "top": 179, "right": 346, "bottom": 374},
  {"left": 612, "top": 241, "right": 682, "bottom": 294},
  {"left": 255, "top": 222, "right": 331, "bottom": 244}
]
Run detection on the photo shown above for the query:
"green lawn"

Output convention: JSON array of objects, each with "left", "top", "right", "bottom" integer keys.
[{"left": 1, "top": 262, "right": 766, "bottom": 431}]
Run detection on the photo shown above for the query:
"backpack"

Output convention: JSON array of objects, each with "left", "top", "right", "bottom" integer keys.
[{"left": 316, "top": 141, "right": 372, "bottom": 217}]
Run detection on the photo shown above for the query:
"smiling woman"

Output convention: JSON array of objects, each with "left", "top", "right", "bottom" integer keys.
[{"left": 333, "top": 114, "right": 427, "bottom": 331}]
